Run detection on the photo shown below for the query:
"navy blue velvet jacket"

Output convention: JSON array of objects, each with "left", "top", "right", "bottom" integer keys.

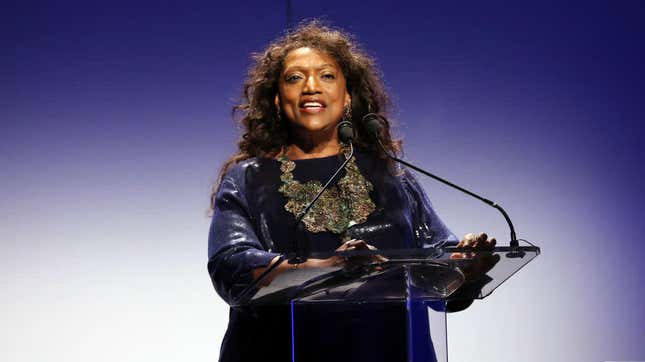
[{"left": 207, "top": 151, "right": 458, "bottom": 362}]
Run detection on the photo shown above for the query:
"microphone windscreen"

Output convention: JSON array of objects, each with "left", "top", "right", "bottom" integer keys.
[
  {"left": 337, "top": 121, "right": 354, "bottom": 143},
  {"left": 362, "top": 113, "right": 383, "bottom": 137}
]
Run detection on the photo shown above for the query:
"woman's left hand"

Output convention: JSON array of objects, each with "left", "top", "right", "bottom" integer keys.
[
  {"left": 451, "top": 232, "right": 500, "bottom": 280},
  {"left": 455, "top": 232, "right": 496, "bottom": 251}
]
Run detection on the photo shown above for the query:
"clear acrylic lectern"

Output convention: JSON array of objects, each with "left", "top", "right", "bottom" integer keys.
[{"left": 232, "top": 241, "right": 539, "bottom": 362}]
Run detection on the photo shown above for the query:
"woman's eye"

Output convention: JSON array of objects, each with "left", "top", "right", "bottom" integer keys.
[
  {"left": 322, "top": 73, "right": 335, "bottom": 79},
  {"left": 286, "top": 75, "right": 302, "bottom": 82}
]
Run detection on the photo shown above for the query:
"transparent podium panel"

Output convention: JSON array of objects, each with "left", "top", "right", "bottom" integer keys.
[{"left": 232, "top": 241, "right": 539, "bottom": 362}]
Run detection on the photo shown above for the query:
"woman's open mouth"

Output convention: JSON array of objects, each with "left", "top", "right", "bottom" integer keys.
[{"left": 299, "top": 101, "right": 326, "bottom": 113}]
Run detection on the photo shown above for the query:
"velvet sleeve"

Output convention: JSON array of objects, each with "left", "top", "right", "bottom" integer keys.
[
  {"left": 207, "top": 164, "right": 280, "bottom": 304},
  {"left": 401, "top": 170, "right": 459, "bottom": 248}
]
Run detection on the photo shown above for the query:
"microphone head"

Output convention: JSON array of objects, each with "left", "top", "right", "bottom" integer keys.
[
  {"left": 337, "top": 121, "right": 354, "bottom": 143},
  {"left": 362, "top": 113, "right": 384, "bottom": 138}
]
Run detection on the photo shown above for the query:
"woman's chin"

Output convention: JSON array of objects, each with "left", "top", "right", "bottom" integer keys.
[{"left": 293, "top": 120, "right": 338, "bottom": 134}]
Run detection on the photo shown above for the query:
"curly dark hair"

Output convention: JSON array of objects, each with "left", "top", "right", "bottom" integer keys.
[{"left": 211, "top": 19, "right": 402, "bottom": 209}]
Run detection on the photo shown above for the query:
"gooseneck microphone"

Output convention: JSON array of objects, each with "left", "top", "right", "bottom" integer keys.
[
  {"left": 288, "top": 120, "right": 356, "bottom": 264},
  {"left": 362, "top": 113, "right": 520, "bottom": 249}
]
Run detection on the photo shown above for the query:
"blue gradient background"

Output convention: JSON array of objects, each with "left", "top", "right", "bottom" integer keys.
[{"left": 2, "top": 1, "right": 644, "bottom": 361}]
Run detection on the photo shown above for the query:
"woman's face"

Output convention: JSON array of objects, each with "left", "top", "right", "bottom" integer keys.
[{"left": 276, "top": 47, "right": 351, "bottom": 136}]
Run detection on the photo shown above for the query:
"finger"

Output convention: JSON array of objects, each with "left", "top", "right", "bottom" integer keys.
[
  {"left": 474, "top": 233, "right": 485, "bottom": 246},
  {"left": 477, "top": 232, "right": 488, "bottom": 244},
  {"left": 352, "top": 241, "right": 370, "bottom": 250},
  {"left": 347, "top": 239, "right": 367, "bottom": 247},
  {"left": 460, "top": 234, "right": 472, "bottom": 247},
  {"left": 335, "top": 242, "right": 352, "bottom": 251},
  {"left": 463, "top": 233, "right": 475, "bottom": 242},
  {"left": 337, "top": 239, "right": 358, "bottom": 250},
  {"left": 476, "top": 237, "right": 495, "bottom": 250}
]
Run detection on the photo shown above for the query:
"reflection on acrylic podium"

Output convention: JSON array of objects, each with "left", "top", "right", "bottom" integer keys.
[{"left": 234, "top": 241, "right": 539, "bottom": 362}]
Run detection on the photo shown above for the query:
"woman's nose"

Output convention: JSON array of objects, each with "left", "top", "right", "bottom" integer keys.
[{"left": 302, "top": 75, "right": 321, "bottom": 94}]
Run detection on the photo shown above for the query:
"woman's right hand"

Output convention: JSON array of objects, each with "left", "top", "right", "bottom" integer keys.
[
  {"left": 253, "top": 239, "right": 386, "bottom": 285},
  {"left": 329, "top": 239, "right": 388, "bottom": 267}
]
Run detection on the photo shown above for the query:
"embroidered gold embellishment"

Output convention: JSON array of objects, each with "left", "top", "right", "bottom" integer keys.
[{"left": 278, "top": 147, "right": 376, "bottom": 237}]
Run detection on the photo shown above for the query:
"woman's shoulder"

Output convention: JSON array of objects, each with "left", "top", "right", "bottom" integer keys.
[{"left": 222, "top": 156, "right": 279, "bottom": 183}]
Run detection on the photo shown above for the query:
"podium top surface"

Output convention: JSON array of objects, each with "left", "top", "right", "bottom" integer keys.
[{"left": 233, "top": 241, "right": 540, "bottom": 306}]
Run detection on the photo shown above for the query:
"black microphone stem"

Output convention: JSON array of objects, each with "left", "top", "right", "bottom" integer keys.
[
  {"left": 290, "top": 142, "right": 355, "bottom": 263},
  {"left": 375, "top": 137, "right": 519, "bottom": 248}
]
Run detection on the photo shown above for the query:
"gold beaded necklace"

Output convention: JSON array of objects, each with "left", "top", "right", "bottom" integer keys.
[{"left": 278, "top": 146, "right": 376, "bottom": 240}]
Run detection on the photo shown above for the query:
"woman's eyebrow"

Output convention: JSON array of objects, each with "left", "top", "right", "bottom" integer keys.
[{"left": 283, "top": 64, "right": 337, "bottom": 73}]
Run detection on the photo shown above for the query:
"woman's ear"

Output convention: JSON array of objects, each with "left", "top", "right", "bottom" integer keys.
[
  {"left": 344, "top": 93, "right": 352, "bottom": 108},
  {"left": 274, "top": 94, "right": 280, "bottom": 109}
]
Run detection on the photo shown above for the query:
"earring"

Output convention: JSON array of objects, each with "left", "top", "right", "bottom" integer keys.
[{"left": 341, "top": 105, "right": 352, "bottom": 122}]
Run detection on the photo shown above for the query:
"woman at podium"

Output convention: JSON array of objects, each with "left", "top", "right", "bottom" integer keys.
[{"left": 207, "top": 20, "right": 495, "bottom": 362}]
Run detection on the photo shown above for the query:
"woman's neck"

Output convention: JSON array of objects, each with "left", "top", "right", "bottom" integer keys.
[
  {"left": 284, "top": 130, "right": 341, "bottom": 160},
  {"left": 285, "top": 140, "right": 341, "bottom": 160}
]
